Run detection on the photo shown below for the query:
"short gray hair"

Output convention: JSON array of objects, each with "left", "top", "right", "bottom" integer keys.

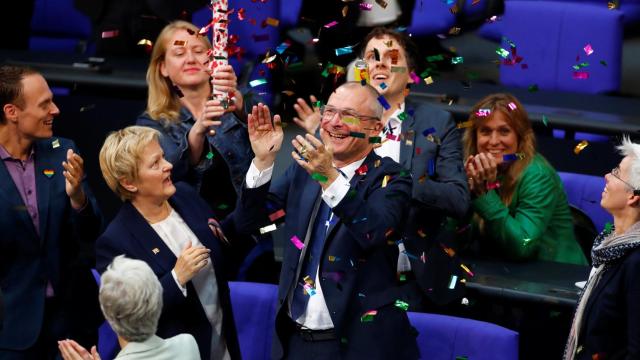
[
  {"left": 617, "top": 135, "right": 640, "bottom": 190},
  {"left": 99, "top": 255, "right": 163, "bottom": 342},
  {"left": 338, "top": 81, "right": 384, "bottom": 119}
]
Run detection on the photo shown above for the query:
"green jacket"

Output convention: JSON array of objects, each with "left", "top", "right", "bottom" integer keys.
[{"left": 472, "top": 154, "right": 587, "bottom": 265}]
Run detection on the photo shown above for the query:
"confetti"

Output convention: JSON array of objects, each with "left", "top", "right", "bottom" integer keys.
[
  {"left": 52, "top": 139, "right": 60, "bottom": 148},
  {"left": 381, "top": 175, "right": 390, "bottom": 188},
  {"left": 456, "top": 120, "right": 473, "bottom": 129},
  {"left": 342, "top": 117, "right": 360, "bottom": 125},
  {"left": 389, "top": 49, "right": 399, "bottom": 65},
  {"left": 269, "top": 209, "right": 286, "bottom": 222},
  {"left": 290, "top": 235, "right": 304, "bottom": 249},
  {"left": 377, "top": 95, "right": 391, "bottom": 110},
  {"left": 265, "top": 17, "right": 279, "bottom": 27},
  {"left": 137, "top": 38, "right": 153, "bottom": 49},
  {"left": 409, "top": 71, "right": 421, "bottom": 84},
  {"left": 461, "top": 297, "right": 469, "bottom": 306},
  {"left": 335, "top": 46, "right": 354, "bottom": 56},
  {"left": 349, "top": 131, "right": 366, "bottom": 139},
  {"left": 502, "top": 153, "right": 525, "bottom": 162},
  {"left": 276, "top": 42, "right": 290, "bottom": 54},
  {"left": 417, "top": 229, "right": 427, "bottom": 238},
  {"left": 374, "top": 159, "right": 381, "bottom": 168},
  {"left": 356, "top": 164, "right": 368, "bottom": 176},
  {"left": 604, "top": 222, "right": 613, "bottom": 234},
  {"left": 249, "top": 78, "right": 268, "bottom": 87},
  {"left": 486, "top": 181, "right": 501, "bottom": 190},
  {"left": 43, "top": 169, "right": 55, "bottom": 178},
  {"left": 312, "top": 173, "right": 329, "bottom": 182},
  {"left": 394, "top": 300, "right": 409, "bottom": 311},
  {"left": 427, "top": 159, "right": 435, "bottom": 177},
  {"left": 375, "top": 0, "right": 388, "bottom": 9},
  {"left": 508, "top": 102, "right": 517, "bottom": 111},
  {"left": 460, "top": 264, "right": 474, "bottom": 277},
  {"left": 496, "top": 47, "right": 510, "bottom": 59},
  {"left": 542, "top": 115, "right": 549, "bottom": 126},
  {"left": 328, "top": 255, "right": 341, "bottom": 262},
  {"left": 573, "top": 71, "right": 589, "bottom": 80},
  {"left": 572, "top": 62, "right": 590, "bottom": 70},
  {"left": 426, "top": 54, "right": 445, "bottom": 62},
  {"left": 361, "top": 310, "right": 378, "bottom": 322},
  {"left": 379, "top": 82, "right": 387, "bottom": 89},
  {"left": 324, "top": 21, "right": 338, "bottom": 28},
  {"left": 574, "top": 140, "right": 589, "bottom": 154},
  {"left": 424, "top": 76, "right": 434, "bottom": 85},
  {"left": 442, "top": 245, "right": 455, "bottom": 257},
  {"left": 101, "top": 30, "right": 120, "bottom": 38},
  {"left": 451, "top": 56, "right": 464, "bottom": 64},
  {"left": 449, "top": 27, "right": 461, "bottom": 35},
  {"left": 259, "top": 224, "right": 277, "bottom": 234},
  {"left": 390, "top": 66, "right": 407, "bottom": 73},
  {"left": 584, "top": 44, "right": 594, "bottom": 56},
  {"left": 173, "top": 40, "right": 186, "bottom": 46},
  {"left": 369, "top": 136, "right": 381, "bottom": 144},
  {"left": 476, "top": 109, "right": 491, "bottom": 117},
  {"left": 206, "top": 151, "right": 214, "bottom": 160},
  {"left": 448, "top": 275, "right": 458, "bottom": 289},
  {"left": 397, "top": 112, "right": 408, "bottom": 121},
  {"left": 600, "top": 60, "right": 608, "bottom": 66},
  {"left": 360, "top": 2, "right": 373, "bottom": 10}
]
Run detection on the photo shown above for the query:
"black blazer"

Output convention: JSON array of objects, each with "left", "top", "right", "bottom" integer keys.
[
  {"left": 95, "top": 182, "right": 263, "bottom": 360},
  {"left": 261, "top": 151, "right": 419, "bottom": 359},
  {"left": 576, "top": 247, "right": 640, "bottom": 359}
]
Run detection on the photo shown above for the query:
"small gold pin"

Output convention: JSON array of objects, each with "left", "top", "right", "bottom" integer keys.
[{"left": 152, "top": 248, "right": 160, "bottom": 254}]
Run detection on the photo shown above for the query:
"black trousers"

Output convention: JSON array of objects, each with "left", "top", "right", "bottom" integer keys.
[{"left": 283, "top": 318, "right": 341, "bottom": 360}]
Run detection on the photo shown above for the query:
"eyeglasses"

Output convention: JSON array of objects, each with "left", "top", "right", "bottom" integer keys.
[
  {"left": 611, "top": 166, "right": 640, "bottom": 196},
  {"left": 320, "top": 105, "right": 380, "bottom": 122}
]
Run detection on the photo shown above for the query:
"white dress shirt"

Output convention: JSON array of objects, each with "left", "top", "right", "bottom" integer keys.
[
  {"left": 150, "top": 209, "right": 230, "bottom": 360},
  {"left": 374, "top": 103, "right": 404, "bottom": 163},
  {"left": 245, "top": 157, "right": 367, "bottom": 329}
]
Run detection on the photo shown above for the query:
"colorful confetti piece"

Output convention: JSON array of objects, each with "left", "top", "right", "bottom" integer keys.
[
  {"left": 290, "top": 235, "right": 304, "bottom": 249},
  {"left": 574, "top": 140, "right": 589, "bottom": 154},
  {"left": 312, "top": 173, "right": 329, "bottom": 182},
  {"left": 259, "top": 224, "right": 277, "bottom": 234},
  {"left": 249, "top": 78, "right": 268, "bottom": 87}
]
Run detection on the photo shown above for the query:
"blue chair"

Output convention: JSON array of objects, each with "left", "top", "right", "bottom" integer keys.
[
  {"left": 228, "top": 281, "right": 278, "bottom": 360},
  {"left": 91, "top": 269, "right": 119, "bottom": 360},
  {"left": 499, "top": 1, "right": 623, "bottom": 94},
  {"left": 408, "top": 312, "right": 519, "bottom": 360},
  {"left": 558, "top": 171, "right": 612, "bottom": 233},
  {"left": 29, "top": 0, "right": 92, "bottom": 53},
  {"left": 408, "top": 0, "right": 458, "bottom": 36}
]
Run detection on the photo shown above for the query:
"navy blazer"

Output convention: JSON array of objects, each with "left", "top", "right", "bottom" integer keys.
[
  {"left": 0, "top": 137, "right": 102, "bottom": 350},
  {"left": 95, "top": 182, "right": 263, "bottom": 360},
  {"left": 575, "top": 247, "right": 640, "bottom": 359},
  {"left": 399, "top": 99, "right": 469, "bottom": 305},
  {"left": 263, "top": 151, "right": 419, "bottom": 359}
]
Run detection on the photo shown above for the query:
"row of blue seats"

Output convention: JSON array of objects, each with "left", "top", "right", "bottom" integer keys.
[{"left": 94, "top": 279, "right": 519, "bottom": 360}]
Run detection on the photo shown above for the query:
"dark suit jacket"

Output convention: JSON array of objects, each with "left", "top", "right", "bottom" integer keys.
[
  {"left": 0, "top": 137, "right": 102, "bottom": 350},
  {"left": 399, "top": 99, "right": 469, "bottom": 305},
  {"left": 95, "top": 182, "right": 262, "bottom": 360},
  {"left": 262, "top": 151, "right": 419, "bottom": 359},
  {"left": 575, "top": 247, "right": 640, "bottom": 360}
]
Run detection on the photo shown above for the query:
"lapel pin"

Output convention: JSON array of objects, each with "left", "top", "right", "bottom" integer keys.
[
  {"left": 152, "top": 248, "right": 160, "bottom": 254},
  {"left": 52, "top": 139, "right": 60, "bottom": 148},
  {"left": 43, "top": 169, "right": 55, "bottom": 178}
]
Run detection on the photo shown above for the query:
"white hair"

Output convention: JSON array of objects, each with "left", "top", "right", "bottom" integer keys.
[
  {"left": 99, "top": 255, "right": 163, "bottom": 342},
  {"left": 617, "top": 135, "right": 640, "bottom": 190}
]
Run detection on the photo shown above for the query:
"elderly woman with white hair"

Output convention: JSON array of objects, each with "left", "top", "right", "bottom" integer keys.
[
  {"left": 58, "top": 256, "right": 200, "bottom": 359},
  {"left": 564, "top": 136, "right": 640, "bottom": 359}
]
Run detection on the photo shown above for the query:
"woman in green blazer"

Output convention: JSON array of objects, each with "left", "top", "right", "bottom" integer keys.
[{"left": 462, "top": 93, "right": 586, "bottom": 265}]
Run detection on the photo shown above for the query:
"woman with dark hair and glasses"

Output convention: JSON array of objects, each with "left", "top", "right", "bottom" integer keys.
[{"left": 564, "top": 136, "right": 640, "bottom": 359}]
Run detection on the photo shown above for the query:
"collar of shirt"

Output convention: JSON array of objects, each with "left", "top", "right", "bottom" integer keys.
[
  {"left": 382, "top": 102, "right": 405, "bottom": 137},
  {"left": 335, "top": 156, "right": 367, "bottom": 182},
  {"left": 0, "top": 143, "right": 34, "bottom": 162}
]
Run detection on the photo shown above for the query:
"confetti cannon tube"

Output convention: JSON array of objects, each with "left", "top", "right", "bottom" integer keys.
[{"left": 210, "top": 0, "right": 230, "bottom": 108}]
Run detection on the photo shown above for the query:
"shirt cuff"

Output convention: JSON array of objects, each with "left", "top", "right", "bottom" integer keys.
[
  {"left": 171, "top": 269, "right": 188, "bottom": 297},
  {"left": 245, "top": 160, "right": 274, "bottom": 188},
  {"left": 321, "top": 173, "right": 351, "bottom": 208}
]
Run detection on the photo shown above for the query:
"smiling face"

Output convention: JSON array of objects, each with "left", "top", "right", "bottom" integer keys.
[
  {"left": 320, "top": 86, "right": 383, "bottom": 167},
  {"left": 363, "top": 35, "right": 412, "bottom": 102},
  {"left": 160, "top": 28, "right": 211, "bottom": 90},
  {"left": 127, "top": 140, "right": 176, "bottom": 205},
  {"left": 602, "top": 155, "right": 637, "bottom": 213},
  {"left": 476, "top": 110, "right": 519, "bottom": 161},
  {"left": 10, "top": 73, "right": 59, "bottom": 140}
]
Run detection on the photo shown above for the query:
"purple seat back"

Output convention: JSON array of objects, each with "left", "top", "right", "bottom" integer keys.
[
  {"left": 408, "top": 0, "right": 458, "bottom": 36},
  {"left": 29, "top": 0, "right": 92, "bottom": 52},
  {"left": 499, "top": 1, "right": 623, "bottom": 94},
  {"left": 558, "top": 172, "right": 612, "bottom": 232},
  {"left": 408, "top": 312, "right": 519, "bottom": 360}
]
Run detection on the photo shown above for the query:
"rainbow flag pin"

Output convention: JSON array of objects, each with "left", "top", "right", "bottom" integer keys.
[{"left": 43, "top": 169, "right": 55, "bottom": 178}]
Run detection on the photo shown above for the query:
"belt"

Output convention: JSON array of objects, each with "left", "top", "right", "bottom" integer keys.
[{"left": 291, "top": 321, "right": 337, "bottom": 342}]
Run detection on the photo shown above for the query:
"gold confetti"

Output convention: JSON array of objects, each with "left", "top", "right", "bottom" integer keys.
[
  {"left": 456, "top": 120, "right": 473, "bottom": 129},
  {"left": 382, "top": 175, "right": 390, "bottom": 188},
  {"left": 265, "top": 17, "right": 280, "bottom": 27},
  {"left": 574, "top": 140, "right": 589, "bottom": 155},
  {"left": 424, "top": 76, "right": 434, "bottom": 85},
  {"left": 173, "top": 40, "right": 186, "bottom": 46}
]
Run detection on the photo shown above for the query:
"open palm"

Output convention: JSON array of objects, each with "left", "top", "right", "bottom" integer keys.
[{"left": 248, "top": 103, "right": 283, "bottom": 160}]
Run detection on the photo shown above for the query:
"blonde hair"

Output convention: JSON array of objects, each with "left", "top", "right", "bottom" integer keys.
[
  {"left": 146, "top": 20, "right": 212, "bottom": 123},
  {"left": 462, "top": 93, "right": 537, "bottom": 206},
  {"left": 99, "top": 126, "right": 160, "bottom": 201}
]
